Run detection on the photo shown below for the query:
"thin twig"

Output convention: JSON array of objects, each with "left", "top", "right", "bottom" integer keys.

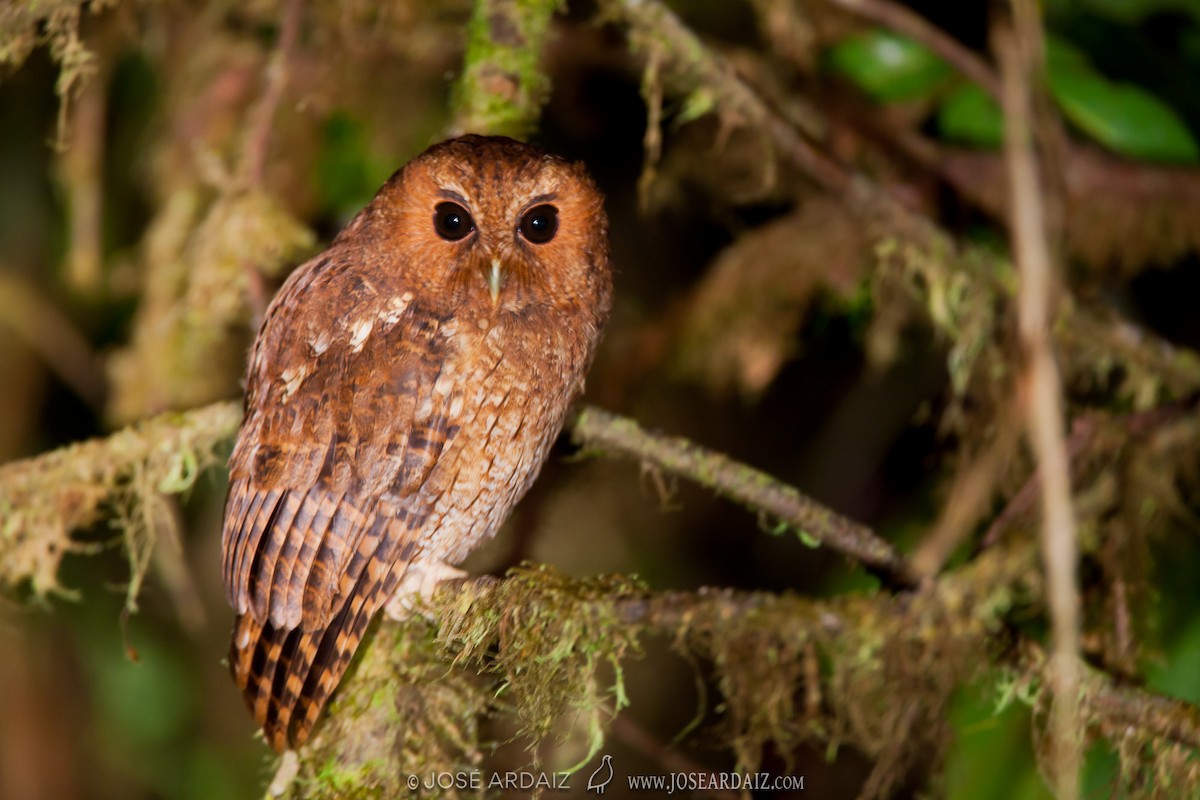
[
  {"left": 827, "top": 0, "right": 1001, "bottom": 100},
  {"left": 0, "top": 271, "right": 105, "bottom": 409},
  {"left": 911, "top": 409, "right": 1020, "bottom": 576},
  {"left": 636, "top": 41, "right": 664, "bottom": 211},
  {"left": 609, "top": 715, "right": 741, "bottom": 800},
  {"left": 242, "top": 0, "right": 303, "bottom": 188},
  {"left": 57, "top": 28, "right": 111, "bottom": 294},
  {"left": 238, "top": 0, "right": 303, "bottom": 320},
  {"left": 570, "top": 406, "right": 919, "bottom": 588},
  {"left": 999, "top": 7, "right": 1082, "bottom": 797},
  {"left": 981, "top": 415, "right": 1097, "bottom": 548},
  {"left": 602, "top": 0, "right": 850, "bottom": 193}
]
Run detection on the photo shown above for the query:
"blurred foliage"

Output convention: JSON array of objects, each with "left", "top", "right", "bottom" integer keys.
[
  {"left": 826, "top": 29, "right": 954, "bottom": 102},
  {"left": 2, "top": 1, "right": 1200, "bottom": 799},
  {"left": 937, "top": 84, "right": 1005, "bottom": 148},
  {"left": 830, "top": 24, "right": 1200, "bottom": 162}
]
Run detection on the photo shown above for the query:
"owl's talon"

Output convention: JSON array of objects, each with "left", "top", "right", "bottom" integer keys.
[
  {"left": 268, "top": 750, "right": 300, "bottom": 797},
  {"left": 384, "top": 560, "right": 468, "bottom": 621}
]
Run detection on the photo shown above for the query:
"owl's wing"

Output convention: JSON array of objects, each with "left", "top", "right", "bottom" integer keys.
[
  {"left": 226, "top": 511, "right": 409, "bottom": 750},
  {"left": 220, "top": 259, "right": 464, "bottom": 749}
]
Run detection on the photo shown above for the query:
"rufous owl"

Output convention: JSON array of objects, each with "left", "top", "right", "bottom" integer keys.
[{"left": 220, "top": 135, "right": 612, "bottom": 750}]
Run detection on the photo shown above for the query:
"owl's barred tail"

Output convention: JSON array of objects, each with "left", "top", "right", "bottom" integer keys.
[{"left": 230, "top": 562, "right": 406, "bottom": 751}]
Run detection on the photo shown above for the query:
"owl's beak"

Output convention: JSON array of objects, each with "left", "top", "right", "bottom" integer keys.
[{"left": 487, "top": 258, "right": 504, "bottom": 305}]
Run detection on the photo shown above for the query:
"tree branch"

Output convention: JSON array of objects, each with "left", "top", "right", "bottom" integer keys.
[
  {"left": 0, "top": 401, "right": 241, "bottom": 598},
  {"left": 1000, "top": 8, "right": 1081, "bottom": 796},
  {"left": 242, "top": 0, "right": 303, "bottom": 189},
  {"left": 570, "top": 406, "right": 919, "bottom": 588},
  {"left": 449, "top": 0, "right": 565, "bottom": 140}
]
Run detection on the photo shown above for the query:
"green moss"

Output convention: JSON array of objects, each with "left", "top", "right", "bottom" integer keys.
[
  {"left": 437, "top": 565, "right": 642, "bottom": 766},
  {"left": 0, "top": 401, "right": 241, "bottom": 604},
  {"left": 450, "top": 0, "right": 565, "bottom": 139},
  {"left": 0, "top": 1, "right": 118, "bottom": 145},
  {"left": 298, "top": 619, "right": 490, "bottom": 800}
]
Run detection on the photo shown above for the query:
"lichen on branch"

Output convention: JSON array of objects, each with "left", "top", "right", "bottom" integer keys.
[
  {"left": 449, "top": 0, "right": 565, "bottom": 140},
  {"left": 0, "top": 400, "right": 241, "bottom": 601}
]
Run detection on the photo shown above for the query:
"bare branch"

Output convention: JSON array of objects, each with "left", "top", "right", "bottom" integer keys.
[
  {"left": 999, "top": 7, "right": 1082, "bottom": 797},
  {"left": 0, "top": 271, "right": 105, "bottom": 410},
  {"left": 242, "top": 0, "right": 304, "bottom": 189}
]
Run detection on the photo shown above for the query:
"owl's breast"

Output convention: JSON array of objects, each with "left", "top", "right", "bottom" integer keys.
[{"left": 411, "top": 309, "right": 594, "bottom": 563}]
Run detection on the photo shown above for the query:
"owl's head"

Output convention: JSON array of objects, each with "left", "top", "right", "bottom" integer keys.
[{"left": 352, "top": 135, "right": 612, "bottom": 325}]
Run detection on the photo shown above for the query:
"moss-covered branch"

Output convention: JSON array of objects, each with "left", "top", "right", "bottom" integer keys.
[
  {"left": 294, "top": 545, "right": 1200, "bottom": 800},
  {"left": 1, "top": 399, "right": 915, "bottom": 598},
  {"left": 2, "top": 399, "right": 1196, "bottom": 796},
  {"left": 600, "top": 0, "right": 1200, "bottom": 413},
  {"left": 296, "top": 546, "right": 1029, "bottom": 799},
  {"left": 449, "top": 0, "right": 564, "bottom": 140},
  {"left": 571, "top": 406, "right": 919, "bottom": 587},
  {"left": 0, "top": 400, "right": 241, "bottom": 599}
]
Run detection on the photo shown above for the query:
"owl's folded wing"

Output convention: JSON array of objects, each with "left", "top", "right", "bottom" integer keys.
[
  {"left": 219, "top": 259, "right": 465, "bottom": 748},
  {"left": 222, "top": 259, "right": 460, "bottom": 632}
]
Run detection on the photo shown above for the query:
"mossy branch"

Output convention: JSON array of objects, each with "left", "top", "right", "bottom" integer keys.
[
  {"left": 449, "top": 0, "right": 565, "bottom": 141},
  {"left": 2, "top": 399, "right": 1197, "bottom": 796},
  {"left": 297, "top": 547, "right": 1029, "bottom": 799},
  {"left": 0, "top": 400, "right": 241, "bottom": 600},
  {"left": 0, "top": 400, "right": 914, "bottom": 600},
  {"left": 600, "top": 0, "right": 1200, "bottom": 409},
  {"left": 571, "top": 406, "right": 919, "bottom": 587},
  {"left": 293, "top": 545, "right": 1200, "bottom": 799}
]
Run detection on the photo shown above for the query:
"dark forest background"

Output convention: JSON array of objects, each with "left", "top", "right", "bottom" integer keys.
[{"left": 3, "top": 1, "right": 1200, "bottom": 798}]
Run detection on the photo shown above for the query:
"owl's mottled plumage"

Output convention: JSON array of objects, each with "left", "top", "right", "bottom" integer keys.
[{"left": 220, "top": 135, "right": 612, "bottom": 750}]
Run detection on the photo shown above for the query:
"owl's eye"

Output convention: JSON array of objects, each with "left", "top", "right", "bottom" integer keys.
[
  {"left": 518, "top": 204, "right": 559, "bottom": 244},
  {"left": 434, "top": 202, "right": 474, "bottom": 241}
]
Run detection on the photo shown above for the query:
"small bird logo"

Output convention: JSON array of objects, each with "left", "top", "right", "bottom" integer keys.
[{"left": 587, "top": 754, "right": 614, "bottom": 794}]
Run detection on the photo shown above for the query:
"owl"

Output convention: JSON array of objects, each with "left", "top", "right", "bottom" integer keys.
[{"left": 220, "top": 135, "right": 613, "bottom": 751}]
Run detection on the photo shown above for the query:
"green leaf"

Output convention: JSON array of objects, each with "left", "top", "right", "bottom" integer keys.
[
  {"left": 1043, "top": 34, "right": 1091, "bottom": 70},
  {"left": 937, "top": 84, "right": 1004, "bottom": 148},
  {"left": 827, "top": 30, "right": 953, "bottom": 103},
  {"left": 1048, "top": 60, "right": 1200, "bottom": 163},
  {"left": 933, "top": 32, "right": 1200, "bottom": 163},
  {"left": 1147, "top": 612, "right": 1200, "bottom": 704}
]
